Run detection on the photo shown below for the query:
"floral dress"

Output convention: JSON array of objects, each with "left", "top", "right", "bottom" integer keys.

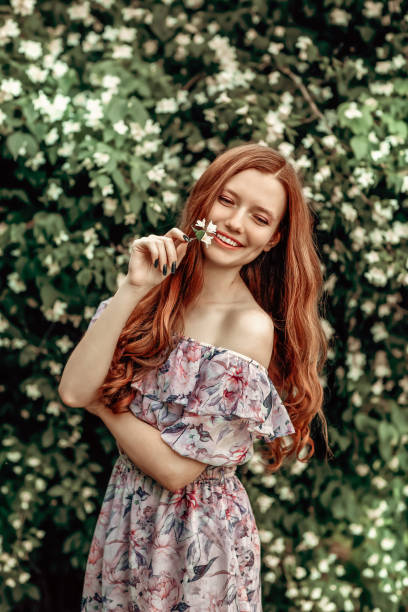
[{"left": 81, "top": 298, "right": 295, "bottom": 612}]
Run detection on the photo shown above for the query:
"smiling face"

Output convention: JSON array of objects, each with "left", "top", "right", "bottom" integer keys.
[{"left": 204, "top": 168, "right": 287, "bottom": 267}]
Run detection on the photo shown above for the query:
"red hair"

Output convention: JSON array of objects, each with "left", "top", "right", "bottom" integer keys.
[{"left": 97, "top": 143, "right": 332, "bottom": 472}]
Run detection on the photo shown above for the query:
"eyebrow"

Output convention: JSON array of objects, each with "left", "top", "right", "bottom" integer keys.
[{"left": 223, "top": 188, "right": 276, "bottom": 220}]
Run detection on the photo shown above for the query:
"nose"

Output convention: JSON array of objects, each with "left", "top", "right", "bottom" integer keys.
[{"left": 224, "top": 208, "right": 245, "bottom": 235}]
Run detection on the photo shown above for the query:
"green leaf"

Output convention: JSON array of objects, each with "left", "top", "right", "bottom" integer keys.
[
  {"left": 112, "top": 169, "right": 130, "bottom": 194},
  {"left": 77, "top": 268, "right": 93, "bottom": 287},
  {"left": 41, "top": 427, "right": 55, "bottom": 448},
  {"left": 350, "top": 135, "right": 369, "bottom": 160},
  {"left": 6, "top": 132, "right": 38, "bottom": 160},
  {"left": 48, "top": 484, "right": 64, "bottom": 497}
]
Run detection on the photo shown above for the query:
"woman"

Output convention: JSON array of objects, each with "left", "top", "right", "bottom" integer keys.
[{"left": 59, "top": 143, "right": 330, "bottom": 611}]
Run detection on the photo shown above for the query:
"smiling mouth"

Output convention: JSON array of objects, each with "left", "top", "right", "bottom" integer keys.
[{"left": 214, "top": 232, "right": 243, "bottom": 248}]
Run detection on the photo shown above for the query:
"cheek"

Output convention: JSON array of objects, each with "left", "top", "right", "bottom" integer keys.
[{"left": 208, "top": 202, "right": 223, "bottom": 220}]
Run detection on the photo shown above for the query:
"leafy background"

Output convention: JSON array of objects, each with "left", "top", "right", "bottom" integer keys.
[{"left": 0, "top": 0, "right": 407, "bottom": 610}]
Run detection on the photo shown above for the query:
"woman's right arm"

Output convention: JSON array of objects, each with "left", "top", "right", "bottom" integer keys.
[
  {"left": 58, "top": 227, "right": 189, "bottom": 408},
  {"left": 58, "top": 282, "right": 152, "bottom": 407}
]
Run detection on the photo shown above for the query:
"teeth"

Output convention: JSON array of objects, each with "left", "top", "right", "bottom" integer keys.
[{"left": 216, "top": 233, "right": 240, "bottom": 247}]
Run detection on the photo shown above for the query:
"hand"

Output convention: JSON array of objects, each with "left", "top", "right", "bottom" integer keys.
[
  {"left": 84, "top": 398, "right": 106, "bottom": 417},
  {"left": 124, "top": 227, "right": 190, "bottom": 289}
]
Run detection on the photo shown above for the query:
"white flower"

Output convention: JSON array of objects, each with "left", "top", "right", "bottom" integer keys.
[
  {"left": 84, "top": 98, "right": 103, "bottom": 127},
  {"left": 363, "top": 1, "right": 383, "bottom": 18},
  {"left": 102, "top": 75, "right": 120, "bottom": 89},
  {"left": 381, "top": 537, "right": 395, "bottom": 551},
  {"left": 93, "top": 152, "right": 110, "bottom": 167},
  {"left": 344, "top": 102, "right": 363, "bottom": 119},
  {"left": 268, "top": 42, "right": 284, "bottom": 55},
  {"left": 47, "top": 183, "right": 63, "bottom": 200},
  {"left": 11, "top": 0, "right": 36, "bottom": 16},
  {"left": 364, "top": 267, "right": 387, "bottom": 287},
  {"left": 201, "top": 234, "right": 212, "bottom": 246},
  {"left": 0, "top": 19, "right": 20, "bottom": 44},
  {"left": 264, "top": 554, "right": 280, "bottom": 569},
  {"left": 1, "top": 77, "right": 22, "bottom": 100},
  {"left": 298, "top": 530, "right": 319, "bottom": 549},
  {"left": 329, "top": 8, "right": 351, "bottom": 25},
  {"left": 296, "top": 36, "right": 313, "bottom": 50},
  {"left": 27, "top": 457, "right": 41, "bottom": 467},
  {"left": 25, "top": 383, "right": 41, "bottom": 399},
  {"left": 341, "top": 202, "right": 358, "bottom": 222},
  {"left": 6, "top": 451, "right": 22, "bottom": 462},
  {"left": 7, "top": 272, "right": 26, "bottom": 293},
  {"left": 112, "top": 44, "right": 132, "bottom": 59},
  {"left": 68, "top": 2, "right": 91, "bottom": 21},
  {"left": 103, "top": 198, "right": 118, "bottom": 216},
  {"left": 206, "top": 220, "right": 217, "bottom": 234},
  {"left": 257, "top": 494, "right": 274, "bottom": 513},
  {"left": 295, "top": 566, "right": 307, "bottom": 579},
  {"left": 19, "top": 40, "right": 42, "bottom": 60},
  {"left": 52, "top": 61, "right": 68, "bottom": 79},
  {"left": 26, "top": 65, "right": 47, "bottom": 83},
  {"left": 19, "top": 572, "right": 30, "bottom": 584},
  {"left": 156, "top": 98, "right": 178, "bottom": 114},
  {"left": 56, "top": 335, "right": 74, "bottom": 353},
  {"left": 113, "top": 120, "right": 128, "bottom": 135}
]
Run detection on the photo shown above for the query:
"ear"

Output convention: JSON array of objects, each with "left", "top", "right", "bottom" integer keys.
[{"left": 263, "top": 231, "right": 280, "bottom": 252}]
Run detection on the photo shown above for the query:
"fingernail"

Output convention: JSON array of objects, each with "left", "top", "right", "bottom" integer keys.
[
  {"left": 171, "top": 262, "right": 176, "bottom": 274},
  {"left": 162, "top": 264, "right": 167, "bottom": 276},
  {"left": 183, "top": 234, "right": 190, "bottom": 242},
  {"left": 154, "top": 258, "right": 159, "bottom": 268}
]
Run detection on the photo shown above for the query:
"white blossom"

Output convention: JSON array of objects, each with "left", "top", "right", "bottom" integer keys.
[
  {"left": 68, "top": 2, "right": 91, "bottom": 21},
  {"left": 112, "top": 44, "right": 132, "bottom": 59},
  {"left": 11, "top": 0, "right": 36, "bottom": 16},
  {"left": 329, "top": 8, "right": 351, "bottom": 25},
  {"left": 7, "top": 272, "right": 26, "bottom": 293},
  {"left": 0, "top": 19, "right": 20, "bottom": 45},
  {"left": 56, "top": 335, "right": 74, "bottom": 353},
  {"left": 19, "top": 40, "right": 42, "bottom": 60},
  {"left": 25, "top": 383, "right": 41, "bottom": 399},
  {"left": 363, "top": 1, "right": 383, "bottom": 18},
  {"left": 344, "top": 102, "right": 363, "bottom": 119},
  {"left": 26, "top": 65, "right": 47, "bottom": 83},
  {"left": 113, "top": 120, "right": 128, "bottom": 135},
  {"left": 381, "top": 537, "right": 396, "bottom": 551},
  {"left": 1, "top": 78, "right": 22, "bottom": 100}
]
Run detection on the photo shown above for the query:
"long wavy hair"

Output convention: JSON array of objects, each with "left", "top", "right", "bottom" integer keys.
[{"left": 98, "top": 142, "right": 332, "bottom": 472}]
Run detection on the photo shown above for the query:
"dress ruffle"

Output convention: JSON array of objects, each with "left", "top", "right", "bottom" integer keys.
[{"left": 130, "top": 335, "right": 295, "bottom": 444}]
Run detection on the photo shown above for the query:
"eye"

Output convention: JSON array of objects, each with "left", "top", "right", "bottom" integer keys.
[
  {"left": 254, "top": 216, "right": 269, "bottom": 225},
  {"left": 219, "top": 196, "right": 233, "bottom": 205}
]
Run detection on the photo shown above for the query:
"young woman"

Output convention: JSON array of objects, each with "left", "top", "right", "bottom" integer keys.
[{"left": 59, "top": 143, "right": 330, "bottom": 611}]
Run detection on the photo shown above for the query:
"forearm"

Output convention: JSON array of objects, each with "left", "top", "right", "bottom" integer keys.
[
  {"left": 58, "top": 283, "right": 151, "bottom": 407},
  {"left": 97, "top": 406, "right": 206, "bottom": 492}
]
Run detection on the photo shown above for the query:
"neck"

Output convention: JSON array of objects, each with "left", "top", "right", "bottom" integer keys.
[{"left": 199, "top": 259, "right": 245, "bottom": 305}]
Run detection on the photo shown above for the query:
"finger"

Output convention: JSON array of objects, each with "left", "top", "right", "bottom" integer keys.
[
  {"left": 175, "top": 241, "right": 189, "bottom": 266},
  {"left": 164, "top": 227, "right": 191, "bottom": 244},
  {"left": 130, "top": 237, "right": 158, "bottom": 268},
  {"left": 155, "top": 238, "right": 168, "bottom": 274},
  {"left": 161, "top": 236, "right": 178, "bottom": 275}
]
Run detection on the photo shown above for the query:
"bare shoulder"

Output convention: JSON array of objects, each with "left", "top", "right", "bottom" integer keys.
[{"left": 223, "top": 306, "right": 275, "bottom": 370}]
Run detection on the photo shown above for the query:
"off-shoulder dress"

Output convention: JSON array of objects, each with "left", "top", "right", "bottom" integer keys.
[{"left": 81, "top": 298, "right": 295, "bottom": 612}]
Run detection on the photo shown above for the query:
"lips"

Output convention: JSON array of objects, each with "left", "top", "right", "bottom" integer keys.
[{"left": 215, "top": 231, "right": 244, "bottom": 247}]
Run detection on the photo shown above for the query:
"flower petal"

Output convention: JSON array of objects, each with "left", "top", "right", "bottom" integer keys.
[{"left": 206, "top": 220, "right": 217, "bottom": 234}]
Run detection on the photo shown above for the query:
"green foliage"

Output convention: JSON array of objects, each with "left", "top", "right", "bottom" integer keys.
[{"left": 1, "top": 0, "right": 407, "bottom": 610}]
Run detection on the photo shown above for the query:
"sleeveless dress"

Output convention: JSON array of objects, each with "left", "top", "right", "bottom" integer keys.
[{"left": 81, "top": 298, "right": 295, "bottom": 612}]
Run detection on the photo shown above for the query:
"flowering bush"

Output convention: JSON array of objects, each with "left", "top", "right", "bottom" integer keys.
[{"left": 0, "top": 0, "right": 407, "bottom": 610}]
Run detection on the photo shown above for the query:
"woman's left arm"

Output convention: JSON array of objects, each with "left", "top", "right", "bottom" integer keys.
[{"left": 84, "top": 400, "right": 207, "bottom": 492}]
